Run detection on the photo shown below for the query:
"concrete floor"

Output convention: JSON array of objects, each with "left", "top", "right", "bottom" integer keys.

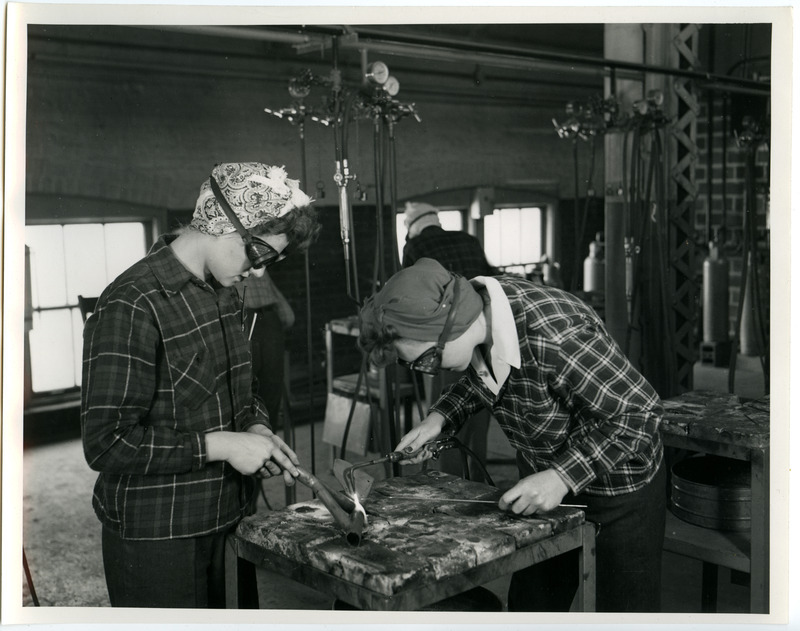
[{"left": 20, "top": 355, "right": 766, "bottom": 612}]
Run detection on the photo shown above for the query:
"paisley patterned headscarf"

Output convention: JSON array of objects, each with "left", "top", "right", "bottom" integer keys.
[
  {"left": 360, "top": 258, "right": 484, "bottom": 342},
  {"left": 191, "top": 162, "right": 313, "bottom": 236}
]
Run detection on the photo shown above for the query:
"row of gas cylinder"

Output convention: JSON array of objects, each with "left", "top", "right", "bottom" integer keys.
[{"left": 581, "top": 234, "right": 758, "bottom": 355}]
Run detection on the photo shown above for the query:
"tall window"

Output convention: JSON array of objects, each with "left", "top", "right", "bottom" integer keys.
[
  {"left": 26, "top": 222, "right": 147, "bottom": 394},
  {"left": 395, "top": 209, "right": 464, "bottom": 260},
  {"left": 483, "top": 207, "right": 543, "bottom": 275}
]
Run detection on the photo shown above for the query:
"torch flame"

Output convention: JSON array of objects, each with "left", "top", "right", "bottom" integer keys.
[{"left": 352, "top": 493, "right": 368, "bottom": 524}]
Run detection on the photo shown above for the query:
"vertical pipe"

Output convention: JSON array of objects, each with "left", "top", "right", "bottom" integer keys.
[
  {"left": 570, "top": 139, "right": 581, "bottom": 292},
  {"left": 387, "top": 120, "right": 401, "bottom": 275},
  {"left": 373, "top": 118, "right": 386, "bottom": 285},
  {"left": 295, "top": 119, "right": 309, "bottom": 487},
  {"left": 706, "top": 90, "right": 715, "bottom": 245},
  {"left": 604, "top": 24, "right": 643, "bottom": 350}
]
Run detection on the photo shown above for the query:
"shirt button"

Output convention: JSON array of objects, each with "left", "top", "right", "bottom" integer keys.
[{"left": 479, "top": 371, "right": 488, "bottom": 377}]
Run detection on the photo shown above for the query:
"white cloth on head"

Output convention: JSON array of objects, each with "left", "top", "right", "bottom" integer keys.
[{"left": 403, "top": 201, "right": 441, "bottom": 238}]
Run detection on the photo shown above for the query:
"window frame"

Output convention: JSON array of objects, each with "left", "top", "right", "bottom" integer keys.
[{"left": 24, "top": 194, "right": 165, "bottom": 409}]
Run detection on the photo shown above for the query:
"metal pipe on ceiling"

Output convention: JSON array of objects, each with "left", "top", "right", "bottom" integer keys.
[
  {"left": 260, "top": 24, "right": 770, "bottom": 96},
  {"left": 155, "top": 25, "right": 320, "bottom": 46},
  {"left": 339, "top": 38, "right": 606, "bottom": 80},
  {"left": 336, "top": 25, "right": 770, "bottom": 94}
]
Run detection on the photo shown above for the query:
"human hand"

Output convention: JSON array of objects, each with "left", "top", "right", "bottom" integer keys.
[
  {"left": 499, "top": 469, "right": 570, "bottom": 515},
  {"left": 206, "top": 430, "right": 300, "bottom": 486},
  {"left": 394, "top": 413, "right": 446, "bottom": 465},
  {"left": 245, "top": 425, "right": 301, "bottom": 486}
]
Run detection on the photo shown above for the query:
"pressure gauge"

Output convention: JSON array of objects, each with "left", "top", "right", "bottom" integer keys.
[
  {"left": 365, "top": 61, "right": 390, "bottom": 85},
  {"left": 648, "top": 89, "right": 664, "bottom": 107},
  {"left": 288, "top": 80, "right": 311, "bottom": 100},
  {"left": 382, "top": 76, "right": 400, "bottom": 97}
]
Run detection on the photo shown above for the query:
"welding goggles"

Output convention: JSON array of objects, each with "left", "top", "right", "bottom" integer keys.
[
  {"left": 396, "top": 278, "right": 460, "bottom": 376},
  {"left": 209, "top": 176, "right": 287, "bottom": 269}
]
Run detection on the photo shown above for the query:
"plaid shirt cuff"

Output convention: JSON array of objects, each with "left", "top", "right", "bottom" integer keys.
[
  {"left": 239, "top": 397, "right": 272, "bottom": 433},
  {"left": 192, "top": 432, "right": 208, "bottom": 470},
  {"left": 429, "top": 402, "right": 464, "bottom": 436},
  {"left": 550, "top": 451, "right": 597, "bottom": 495}
]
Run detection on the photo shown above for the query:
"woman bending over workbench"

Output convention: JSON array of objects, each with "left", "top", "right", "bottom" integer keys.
[{"left": 357, "top": 257, "right": 666, "bottom": 613}]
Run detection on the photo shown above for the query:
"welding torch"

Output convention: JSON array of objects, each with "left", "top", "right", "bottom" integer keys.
[{"left": 344, "top": 437, "right": 458, "bottom": 496}]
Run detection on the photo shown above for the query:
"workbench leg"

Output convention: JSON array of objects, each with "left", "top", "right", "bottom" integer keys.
[
  {"left": 750, "top": 447, "right": 769, "bottom": 613},
  {"left": 225, "top": 535, "right": 240, "bottom": 609},
  {"left": 575, "top": 522, "right": 596, "bottom": 612},
  {"left": 225, "top": 535, "right": 260, "bottom": 609},
  {"left": 700, "top": 562, "right": 718, "bottom": 612}
]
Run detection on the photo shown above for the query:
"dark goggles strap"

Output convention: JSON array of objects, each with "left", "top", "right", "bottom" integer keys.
[
  {"left": 436, "top": 278, "right": 460, "bottom": 351},
  {"left": 209, "top": 176, "right": 253, "bottom": 243}
]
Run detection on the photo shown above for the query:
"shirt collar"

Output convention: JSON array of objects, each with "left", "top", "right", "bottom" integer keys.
[
  {"left": 468, "top": 276, "right": 520, "bottom": 394},
  {"left": 147, "top": 234, "right": 211, "bottom": 295}
]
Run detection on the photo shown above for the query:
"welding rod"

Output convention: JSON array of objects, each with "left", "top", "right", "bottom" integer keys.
[
  {"left": 387, "top": 496, "right": 587, "bottom": 508},
  {"left": 248, "top": 312, "right": 258, "bottom": 341}
]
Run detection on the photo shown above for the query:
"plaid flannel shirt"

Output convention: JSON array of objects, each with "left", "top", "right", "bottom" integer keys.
[
  {"left": 431, "top": 276, "right": 664, "bottom": 496},
  {"left": 81, "top": 235, "right": 269, "bottom": 540},
  {"left": 402, "top": 225, "right": 494, "bottom": 279}
]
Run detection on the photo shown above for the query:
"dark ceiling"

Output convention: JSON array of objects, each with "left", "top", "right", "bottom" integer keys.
[{"left": 28, "top": 23, "right": 770, "bottom": 108}]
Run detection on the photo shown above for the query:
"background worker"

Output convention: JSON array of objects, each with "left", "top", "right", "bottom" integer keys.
[
  {"left": 81, "top": 162, "right": 320, "bottom": 608},
  {"left": 401, "top": 201, "right": 496, "bottom": 278},
  {"left": 357, "top": 257, "right": 666, "bottom": 613},
  {"left": 240, "top": 272, "right": 296, "bottom": 427},
  {"left": 401, "top": 201, "right": 497, "bottom": 480}
]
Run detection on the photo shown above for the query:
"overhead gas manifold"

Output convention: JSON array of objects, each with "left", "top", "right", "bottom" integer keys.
[
  {"left": 263, "top": 69, "right": 335, "bottom": 127},
  {"left": 553, "top": 90, "right": 670, "bottom": 140},
  {"left": 734, "top": 115, "right": 769, "bottom": 150},
  {"left": 552, "top": 95, "right": 621, "bottom": 140}
]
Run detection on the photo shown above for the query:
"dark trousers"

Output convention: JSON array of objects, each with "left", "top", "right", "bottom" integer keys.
[
  {"left": 508, "top": 458, "right": 667, "bottom": 613},
  {"left": 102, "top": 526, "right": 256, "bottom": 608}
]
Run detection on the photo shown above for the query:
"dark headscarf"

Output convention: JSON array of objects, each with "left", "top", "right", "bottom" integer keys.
[{"left": 360, "top": 258, "right": 483, "bottom": 342}]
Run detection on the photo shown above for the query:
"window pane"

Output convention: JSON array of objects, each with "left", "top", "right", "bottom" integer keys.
[
  {"left": 396, "top": 214, "right": 407, "bottom": 256},
  {"left": 485, "top": 207, "right": 542, "bottom": 268},
  {"left": 483, "top": 213, "right": 500, "bottom": 267},
  {"left": 105, "top": 222, "right": 146, "bottom": 281},
  {"left": 26, "top": 225, "right": 68, "bottom": 308},
  {"left": 504, "top": 208, "right": 521, "bottom": 265},
  {"left": 63, "top": 224, "right": 108, "bottom": 304},
  {"left": 72, "top": 308, "right": 84, "bottom": 388},
  {"left": 438, "top": 210, "right": 463, "bottom": 231},
  {"left": 30, "top": 309, "right": 77, "bottom": 392},
  {"left": 520, "top": 207, "right": 542, "bottom": 262}
]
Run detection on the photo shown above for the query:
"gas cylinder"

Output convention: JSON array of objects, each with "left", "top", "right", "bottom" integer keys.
[
  {"left": 702, "top": 242, "right": 730, "bottom": 343},
  {"left": 583, "top": 233, "right": 605, "bottom": 293}
]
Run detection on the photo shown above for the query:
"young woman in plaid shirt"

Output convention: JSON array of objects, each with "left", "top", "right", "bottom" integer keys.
[
  {"left": 81, "top": 163, "right": 319, "bottom": 607},
  {"left": 358, "top": 257, "right": 666, "bottom": 612}
]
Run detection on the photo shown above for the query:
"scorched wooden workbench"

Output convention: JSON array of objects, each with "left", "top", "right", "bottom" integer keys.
[{"left": 226, "top": 470, "right": 596, "bottom": 611}]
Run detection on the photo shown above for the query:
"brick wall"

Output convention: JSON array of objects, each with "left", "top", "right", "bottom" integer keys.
[{"left": 694, "top": 96, "right": 770, "bottom": 352}]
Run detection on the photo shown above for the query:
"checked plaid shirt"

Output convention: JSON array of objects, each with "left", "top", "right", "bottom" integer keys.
[
  {"left": 402, "top": 225, "right": 495, "bottom": 279},
  {"left": 81, "top": 235, "right": 269, "bottom": 540},
  {"left": 430, "top": 276, "right": 664, "bottom": 497}
]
